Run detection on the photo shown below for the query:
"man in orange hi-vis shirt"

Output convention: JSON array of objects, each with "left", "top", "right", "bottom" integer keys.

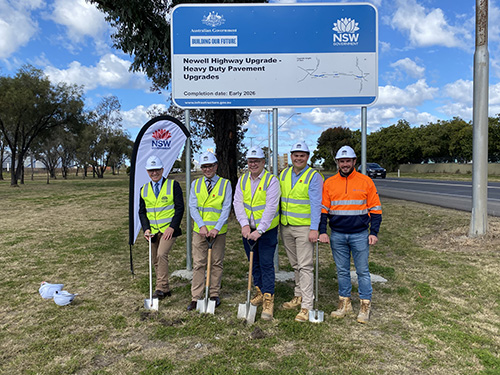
[{"left": 319, "top": 145, "right": 382, "bottom": 324}]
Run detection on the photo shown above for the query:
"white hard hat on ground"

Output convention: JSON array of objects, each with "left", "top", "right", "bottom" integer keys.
[
  {"left": 39, "top": 281, "right": 64, "bottom": 299},
  {"left": 246, "top": 146, "right": 265, "bottom": 159},
  {"left": 335, "top": 146, "right": 357, "bottom": 159},
  {"left": 199, "top": 152, "right": 218, "bottom": 166},
  {"left": 290, "top": 141, "right": 310, "bottom": 153},
  {"left": 145, "top": 155, "right": 163, "bottom": 170},
  {"left": 53, "top": 290, "right": 78, "bottom": 306}
]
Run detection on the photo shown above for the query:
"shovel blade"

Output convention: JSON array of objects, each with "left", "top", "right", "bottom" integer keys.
[
  {"left": 197, "top": 299, "right": 215, "bottom": 314},
  {"left": 309, "top": 309, "right": 324, "bottom": 323},
  {"left": 238, "top": 302, "right": 257, "bottom": 324},
  {"left": 144, "top": 298, "right": 159, "bottom": 311}
]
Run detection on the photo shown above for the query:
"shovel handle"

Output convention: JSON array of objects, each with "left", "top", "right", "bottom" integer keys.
[
  {"left": 205, "top": 246, "right": 212, "bottom": 288},
  {"left": 247, "top": 250, "right": 254, "bottom": 292}
]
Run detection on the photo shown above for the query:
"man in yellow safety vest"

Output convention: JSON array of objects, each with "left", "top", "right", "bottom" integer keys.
[
  {"left": 139, "top": 155, "right": 184, "bottom": 300},
  {"left": 280, "top": 141, "right": 323, "bottom": 322},
  {"left": 187, "top": 152, "right": 232, "bottom": 311},
  {"left": 233, "top": 146, "right": 281, "bottom": 321}
]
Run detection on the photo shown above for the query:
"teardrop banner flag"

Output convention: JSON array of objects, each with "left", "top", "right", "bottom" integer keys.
[{"left": 128, "top": 115, "right": 190, "bottom": 274}]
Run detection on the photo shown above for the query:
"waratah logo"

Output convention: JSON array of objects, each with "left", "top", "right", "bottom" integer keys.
[
  {"left": 151, "top": 129, "right": 172, "bottom": 149},
  {"left": 202, "top": 11, "right": 225, "bottom": 27},
  {"left": 332, "top": 18, "right": 360, "bottom": 46}
]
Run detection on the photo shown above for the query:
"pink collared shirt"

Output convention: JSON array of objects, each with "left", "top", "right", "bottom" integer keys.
[{"left": 233, "top": 169, "right": 281, "bottom": 233}]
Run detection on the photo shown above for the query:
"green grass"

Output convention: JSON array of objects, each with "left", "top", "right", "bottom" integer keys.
[{"left": 0, "top": 173, "right": 499, "bottom": 374}]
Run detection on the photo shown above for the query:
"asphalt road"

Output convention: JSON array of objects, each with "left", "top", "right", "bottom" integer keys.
[{"left": 372, "top": 178, "right": 500, "bottom": 217}]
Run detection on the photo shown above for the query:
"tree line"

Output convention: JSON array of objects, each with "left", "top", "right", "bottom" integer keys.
[
  {"left": 0, "top": 66, "right": 133, "bottom": 186},
  {"left": 311, "top": 117, "right": 500, "bottom": 171}
]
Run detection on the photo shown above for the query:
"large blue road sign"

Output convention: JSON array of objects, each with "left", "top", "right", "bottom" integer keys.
[{"left": 171, "top": 3, "right": 378, "bottom": 108}]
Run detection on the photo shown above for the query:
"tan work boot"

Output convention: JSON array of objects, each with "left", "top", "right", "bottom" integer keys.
[
  {"left": 295, "top": 308, "right": 309, "bottom": 322},
  {"left": 282, "top": 296, "right": 302, "bottom": 310},
  {"left": 250, "top": 286, "right": 263, "bottom": 306},
  {"left": 357, "top": 299, "right": 371, "bottom": 324},
  {"left": 330, "top": 296, "right": 353, "bottom": 319},
  {"left": 261, "top": 293, "right": 274, "bottom": 320}
]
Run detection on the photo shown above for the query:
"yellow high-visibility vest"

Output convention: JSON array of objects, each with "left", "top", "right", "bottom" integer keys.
[
  {"left": 280, "top": 166, "right": 321, "bottom": 226},
  {"left": 141, "top": 179, "right": 175, "bottom": 235},
  {"left": 193, "top": 176, "right": 229, "bottom": 234},
  {"left": 240, "top": 170, "right": 279, "bottom": 231}
]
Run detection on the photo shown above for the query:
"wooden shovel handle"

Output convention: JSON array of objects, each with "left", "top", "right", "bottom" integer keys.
[
  {"left": 206, "top": 246, "right": 212, "bottom": 288},
  {"left": 247, "top": 250, "right": 254, "bottom": 291}
]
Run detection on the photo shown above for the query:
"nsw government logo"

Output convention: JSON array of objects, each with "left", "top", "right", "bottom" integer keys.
[
  {"left": 332, "top": 18, "right": 360, "bottom": 46},
  {"left": 151, "top": 128, "right": 172, "bottom": 149},
  {"left": 202, "top": 11, "right": 225, "bottom": 27}
]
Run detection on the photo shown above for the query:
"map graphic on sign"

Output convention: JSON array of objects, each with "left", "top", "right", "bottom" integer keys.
[{"left": 297, "top": 57, "right": 370, "bottom": 93}]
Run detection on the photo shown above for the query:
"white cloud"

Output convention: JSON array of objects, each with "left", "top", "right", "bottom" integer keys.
[
  {"left": 390, "top": 57, "right": 425, "bottom": 79},
  {"left": 305, "top": 108, "right": 346, "bottom": 128},
  {"left": 392, "top": 0, "right": 470, "bottom": 48},
  {"left": 377, "top": 79, "right": 438, "bottom": 106},
  {"left": 48, "top": 0, "right": 108, "bottom": 43},
  {"left": 121, "top": 104, "right": 169, "bottom": 131},
  {"left": 44, "top": 53, "right": 150, "bottom": 91},
  {"left": 443, "top": 79, "right": 472, "bottom": 103},
  {"left": 0, "top": 0, "right": 43, "bottom": 59}
]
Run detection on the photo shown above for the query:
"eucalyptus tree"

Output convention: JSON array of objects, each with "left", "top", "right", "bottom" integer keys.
[{"left": 0, "top": 66, "right": 84, "bottom": 186}]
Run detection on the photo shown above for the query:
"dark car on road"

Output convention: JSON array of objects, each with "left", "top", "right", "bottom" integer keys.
[{"left": 359, "top": 163, "right": 386, "bottom": 179}]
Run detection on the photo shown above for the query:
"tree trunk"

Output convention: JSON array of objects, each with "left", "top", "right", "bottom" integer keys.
[
  {"left": 213, "top": 109, "right": 239, "bottom": 192},
  {"left": 10, "top": 152, "right": 17, "bottom": 186}
]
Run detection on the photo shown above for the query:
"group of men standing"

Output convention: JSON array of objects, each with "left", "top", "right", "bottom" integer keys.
[{"left": 139, "top": 142, "right": 382, "bottom": 324}]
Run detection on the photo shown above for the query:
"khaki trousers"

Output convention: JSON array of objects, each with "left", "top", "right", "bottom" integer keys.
[
  {"left": 151, "top": 235, "right": 176, "bottom": 293},
  {"left": 191, "top": 232, "right": 226, "bottom": 301},
  {"left": 281, "top": 225, "right": 314, "bottom": 310}
]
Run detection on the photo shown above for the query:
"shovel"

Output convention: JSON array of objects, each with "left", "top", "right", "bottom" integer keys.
[
  {"left": 196, "top": 236, "right": 217, "bottom": 314},
  {"left": 309, "top": 240, "right": 324, "bottom": 323},
  {"left": 238, "top": 239, "right": 258, "bottom": 325},
  {"left": 144, "top": 234, "right": 159, "bottom": 311}
]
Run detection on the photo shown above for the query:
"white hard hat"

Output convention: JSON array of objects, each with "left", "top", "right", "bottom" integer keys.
[
  {"left": 39, "top": 281, "right": 64, "bottom": 299},
  {"left": 53, "top": 290, "right": 78, "bottom": 306},
  {"left": 335, "top": 146, "right": 357, "bottom": 159},
  {"left": 290, "top": 141, "right": 310, "bottom": 153},
  {"left": 246, "top": 146, "right": 265, "bottom": 159},
  {"left": 145, "top": 155, "right": 163, "bottom": 170},
  {"left": 199, "top": 152, "right": 218, "bottom": 166}
]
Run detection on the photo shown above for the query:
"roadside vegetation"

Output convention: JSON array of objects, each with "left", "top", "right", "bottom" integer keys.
[{"left": 1, "top": 174, "right": 498, "bottom": 374}]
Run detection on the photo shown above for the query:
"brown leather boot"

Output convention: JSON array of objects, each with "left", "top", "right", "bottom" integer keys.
[
  {"left": 330, "top": 296, "right": 353, "bottom": 319},
  {"left": 261, "top": 293, "right": 274, "bottom": 321},
  {"left": 250, "top": 286, "right": 263, "bottom": 306},
  {"left": 282, "top": 296, "right": 302, "bottom": 310},
  {"left": 357, "top": 299, "right": 371, "bottom": 324}
]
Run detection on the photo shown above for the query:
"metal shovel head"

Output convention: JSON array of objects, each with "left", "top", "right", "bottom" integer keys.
[
  {"left": 309, "top": 309, "right": 324, "bottom": 323},
  {"left": 196, "top": 299, "right": 216, "bottom": 315},
  {"left": 238, "top": 302, "right": 257, "bottom": 324},
  {"left": 144, "top": 298, "right": 159, "bottom": 311}
]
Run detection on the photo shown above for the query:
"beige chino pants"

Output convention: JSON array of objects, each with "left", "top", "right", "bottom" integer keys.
[
  {"left": 281, "top": 225, "right": 314, "bottom": 310},
  {"left": 191, "top": 232, "right": 226, "bottom": 301},
  {"left": 151, "top": 235, "right": 176, "bottom": 293}
]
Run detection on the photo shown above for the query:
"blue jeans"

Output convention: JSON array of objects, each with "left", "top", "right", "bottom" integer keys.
[
  {"left": 330, "top": 230, "right": 372, "bottom": 300},
  {"left": 243, "top": 227, "right": 278, "bottom": 295}
]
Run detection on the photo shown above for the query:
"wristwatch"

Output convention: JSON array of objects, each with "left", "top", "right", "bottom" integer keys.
[{"left": 257, "top": 229, "right": 264, "bottom": 235}]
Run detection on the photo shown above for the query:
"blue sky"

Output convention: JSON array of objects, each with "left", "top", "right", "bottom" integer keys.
[{"left": 1, "top": 0, "right": 499, "bottom": 160}]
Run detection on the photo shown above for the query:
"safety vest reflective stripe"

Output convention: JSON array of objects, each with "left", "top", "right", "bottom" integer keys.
[
  {"left": 193, "top": 177, "right": 229, "bottom": 234},
  {"left": 241, "top": 171, "right": 279, "bottom": 231},
  {"left": 369, "top": 205, "right": 382, "bottom": 212},
  {"left": 329, "top": 209, "right": 369, "bottom": 215},
  {"left": 146, "top": 205, "right": 175, "bottom": 212},
  {"left": 142, "top": 179, "right": 175, "bottom": 235},
  {"left": 281, "top": 197, "right": 310, "bottom": 205},
  {"left": 331, "top": 199, "right": 367, "bottom": 206}
]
